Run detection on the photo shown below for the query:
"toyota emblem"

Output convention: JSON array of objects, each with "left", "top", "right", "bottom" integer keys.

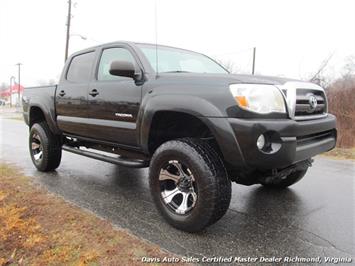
[{"left": 309, "top": 94, "right": 318, "bottom": 111}]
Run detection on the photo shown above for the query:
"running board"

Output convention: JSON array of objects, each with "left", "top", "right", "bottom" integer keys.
[{"left": 62, "top": 145, "right": 149, "bottom": 168}]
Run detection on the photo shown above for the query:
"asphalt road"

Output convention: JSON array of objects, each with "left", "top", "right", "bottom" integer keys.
[{"left": 1, "top": 117, "right": 354, "bottom": 263}]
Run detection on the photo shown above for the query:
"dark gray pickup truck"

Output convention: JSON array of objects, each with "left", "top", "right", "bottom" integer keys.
[{"left": 23, "top": 41, "right": 337, "bottom": 232}]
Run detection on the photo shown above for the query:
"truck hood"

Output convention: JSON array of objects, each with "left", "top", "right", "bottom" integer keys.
[{"left": 157, "top": 72, "right": 299, "bottom": 86}]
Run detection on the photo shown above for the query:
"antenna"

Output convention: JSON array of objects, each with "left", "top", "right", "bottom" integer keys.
[
  {"left": 252, "top": 47, "right": 256, "bottom": 75},
  {"left": 155, "top": 0, "right": 159, "bottom": 78}
]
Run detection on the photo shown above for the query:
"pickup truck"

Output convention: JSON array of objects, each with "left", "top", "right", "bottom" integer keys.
[{"left": 23, "top": 41, "right": 337, "bottom": 232}]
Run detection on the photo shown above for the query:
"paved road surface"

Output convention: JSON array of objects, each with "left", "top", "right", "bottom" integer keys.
[{"left": 1, "top": 117, "right": 354, "bottom": 263}]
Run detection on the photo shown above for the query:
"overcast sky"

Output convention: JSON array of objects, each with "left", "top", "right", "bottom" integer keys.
[{"left": 1, "top": 0, "right": 354, "bottom": 87}]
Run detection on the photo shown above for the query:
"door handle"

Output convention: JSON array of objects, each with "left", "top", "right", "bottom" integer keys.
[
  {"left": 89, "top": 89, "right": 99, "bottom": 97},
  {"left": 59, "top": 90, "right": 66, "bottom": 97}
]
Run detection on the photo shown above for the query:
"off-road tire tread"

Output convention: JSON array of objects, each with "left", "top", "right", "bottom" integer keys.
[
  {"left": 30, "top": 122, "right": 62, "bottom": 171},
  {"left": 181, "top": 138, "right": 231, "bottom": 226},
  {"left": 149, "top": 137, "right": 231, "bottom": 232}
]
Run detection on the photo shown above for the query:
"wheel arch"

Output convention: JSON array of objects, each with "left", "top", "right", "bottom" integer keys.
[
  {"left": 28, "top": 104, "right": 60, "bottom": 134},
  {"left": 145, "top": 110, "right": 215, "bottom": 154},
  {"left": 139, "top": 95, "right": 222, "bottom": 153}
]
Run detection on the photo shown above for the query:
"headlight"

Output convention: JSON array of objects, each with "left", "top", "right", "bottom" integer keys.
[{"left": 229, "top": 84, "right": 286, "bottom": 114}]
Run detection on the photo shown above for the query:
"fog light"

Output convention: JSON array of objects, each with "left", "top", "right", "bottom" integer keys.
[
  {"left": 256, "top": 134, "right": 265, "bottom": 150},
  {"left": 257, "top": 131, "right": 282, "bottom": 154}
]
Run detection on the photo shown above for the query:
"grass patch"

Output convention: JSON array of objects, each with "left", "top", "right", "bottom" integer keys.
[
  {"left": 322, "top": 147, "right": 355, "bottom": 160},
  {"left": 0, "top": 163, "right": 183, "bottom": 265}
]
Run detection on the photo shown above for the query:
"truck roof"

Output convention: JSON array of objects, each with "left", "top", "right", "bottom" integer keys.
[{"left": 69, "top": 41, "right": 201, "bottom": 58}]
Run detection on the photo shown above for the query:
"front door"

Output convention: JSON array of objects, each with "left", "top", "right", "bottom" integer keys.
[{"left": 85, "top": 46, "right": 142, "bottom": 147}]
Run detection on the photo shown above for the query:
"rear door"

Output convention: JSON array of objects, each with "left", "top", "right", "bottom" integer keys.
[
  {"left": 56, "top": 51, "right": 95, "bottom": 136},
  {"left": 85, "top": 45, "right": 143, "bottom": 147}
]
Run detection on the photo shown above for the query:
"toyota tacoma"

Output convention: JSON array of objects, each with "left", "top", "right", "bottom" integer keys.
[{"left": 23, "top": 41, "right": 337, "bottom": 232}]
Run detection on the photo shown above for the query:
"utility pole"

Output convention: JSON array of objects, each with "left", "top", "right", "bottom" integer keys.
[
  {"left": 64, "top": 0, "right": 72, "bottom": 62},
  {"left": 252, "top": 47, "right": 256, "bottom": 75},
  {"left": 16, "top": 63, "right": 22, "bottom": 107},
  {"left": 9, "top": 76, "right": 16, "bottom": 107}
]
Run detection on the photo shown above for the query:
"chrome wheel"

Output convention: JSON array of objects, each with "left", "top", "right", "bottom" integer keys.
[
  {"left": 159, "top": 160, "right": 197, "bottom": 215},
  {"left": 31, "top": 133, "right": 43, "bottom": 162}
]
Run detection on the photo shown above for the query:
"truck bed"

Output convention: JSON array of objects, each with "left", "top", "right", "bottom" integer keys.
[{"left": 22, "top": 85, "right": 58, "bottom": 133}]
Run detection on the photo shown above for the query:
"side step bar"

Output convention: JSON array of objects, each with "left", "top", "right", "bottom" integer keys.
[{"left": 62, "top": 145, "right": 149, "bottom": 168}]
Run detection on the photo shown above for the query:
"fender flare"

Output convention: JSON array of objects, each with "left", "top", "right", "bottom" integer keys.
[
  {"left": 27, "top": 104, "right": 61, "bottom": 135},
  {"left": 138, "top": 94, "right": 245, "bottom": 167}
]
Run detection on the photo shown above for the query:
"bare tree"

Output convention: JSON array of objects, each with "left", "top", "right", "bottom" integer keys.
[
  {"left": 215, "top": 59, "right": 240, "bottom": 74},
  {"left": 309, "top": 53, "right": 334, "bottom": 87},
  {"left": 342, "top": 55, "right": 355, "bottom": 78},
  {"left": 326, "top": 59, "right": 355, "bottom": 148}
]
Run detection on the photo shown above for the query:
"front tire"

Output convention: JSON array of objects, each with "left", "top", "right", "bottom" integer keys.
[
  {"left": 29, "top": 122, "right": 62, "bottom": 172},
  {"left": 149, "top": 138, "right": 231, "bottom": 232}
]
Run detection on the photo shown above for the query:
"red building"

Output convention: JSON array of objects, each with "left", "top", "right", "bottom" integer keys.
[{"left": 0, "top": 84, "right": 24, "bottom": 105}]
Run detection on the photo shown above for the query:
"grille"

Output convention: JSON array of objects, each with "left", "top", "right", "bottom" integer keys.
[{"left": 294, "top": 89, "right": 327, "bottom": 118}]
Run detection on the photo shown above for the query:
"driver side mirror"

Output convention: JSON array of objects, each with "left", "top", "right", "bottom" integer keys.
[{"left": 109, "top": 60, "right": 137, "bottom": 79}]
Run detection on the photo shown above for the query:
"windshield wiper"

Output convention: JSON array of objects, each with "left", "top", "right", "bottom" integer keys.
[{"left": 162, "top": 70, "right": 192, "bottom": 73}]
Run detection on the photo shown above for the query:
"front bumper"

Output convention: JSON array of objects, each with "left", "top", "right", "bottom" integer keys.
[{"left": 228, "top": 114, "right": 337, "bottom": 170}]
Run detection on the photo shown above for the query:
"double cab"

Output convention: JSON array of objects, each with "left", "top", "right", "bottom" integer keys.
[{"left": 23, "top": 41, "right": 337, "bottom": 232}]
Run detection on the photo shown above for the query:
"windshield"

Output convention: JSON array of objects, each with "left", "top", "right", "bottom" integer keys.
[{"left": 137, "top": 44, "right": 228, "bottom": 74}]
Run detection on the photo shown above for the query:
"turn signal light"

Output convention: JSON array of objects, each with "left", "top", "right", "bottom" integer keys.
[{"left": 235, "top": 96, "right": 248, "bottom": 108}]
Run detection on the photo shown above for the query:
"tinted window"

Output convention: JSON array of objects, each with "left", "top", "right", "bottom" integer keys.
[
  {"left": 98, "top": 48, "right": 136, "bottom": 81},
  {"left": 67, "top": 52, "right": 95, "bottom": 82}
]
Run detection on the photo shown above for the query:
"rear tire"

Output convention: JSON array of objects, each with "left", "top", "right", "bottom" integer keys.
[
  {"left": 29, "top": 122, "right": 62, "bottom": 172},
  {"left": 260, "top": 168, "right": 308, "bottom": 188},
  {"left": 149, "top": 138, "right": 231, "bottom": 232}
]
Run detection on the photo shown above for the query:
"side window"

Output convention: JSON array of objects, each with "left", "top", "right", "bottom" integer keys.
[
  {"left": 98, "top": 48, "right": 136, "bottom": 81},
  {"left": 66, "top": 52, "right": 95, "bottom": 82}
]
